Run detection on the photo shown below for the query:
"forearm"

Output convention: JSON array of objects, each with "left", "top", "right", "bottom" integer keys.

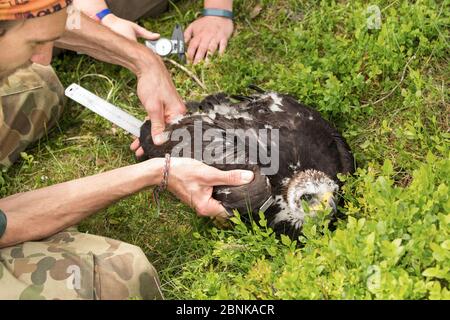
[
  {"left": 55, "top": 13, "right": 159, "bottom": 75},
  {"left": 73, "top": 0, "right": 108, "bottom": 16},
  {"left": 0, "top": 159, "right": 164, "bottom": 248},
  {"left": 204, "top": 0, "right": 233, "bottom": 10}
]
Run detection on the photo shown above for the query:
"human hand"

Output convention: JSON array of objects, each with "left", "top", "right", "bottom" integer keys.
[
  {"left": 184, "top": 16, "right": 234, "bottom": 64},
  {"left": 167, "top": 158, "right": 254, "bottom": 218},
  {"left": 136, "top": 57, "right": 186, "bottom": 145},
  {"left": 102, "top": 14, "right": 160, "bottom": 42},
  {"left": 130, "top": 137, "right": 144, "bottom": 158}
]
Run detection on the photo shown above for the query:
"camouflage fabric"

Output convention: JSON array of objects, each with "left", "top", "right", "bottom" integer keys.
[
  {"left": 0, "top": 63, "right": 65, "bottom": 168},
  {"left": 0, "top": 229, "right": 164, "bottom": 300}
]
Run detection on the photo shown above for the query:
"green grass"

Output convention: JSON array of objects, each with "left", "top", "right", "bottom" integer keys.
[{"left": 1, "top": 0, "right": 449, "bottom": 299}]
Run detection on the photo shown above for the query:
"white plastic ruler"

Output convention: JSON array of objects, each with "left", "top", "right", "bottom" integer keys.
[{"left": 65, "top": 83, "right": 143, "bottom": 137}]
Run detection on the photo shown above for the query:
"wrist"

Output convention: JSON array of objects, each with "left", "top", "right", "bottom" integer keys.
[
  {"left": 100, "top": 12, "right": 116, "bottom": 27},
  {"left": 73, "top": 0, "right": 108, "bottom": 17},
  {"left": 118, "top": 37, "right": 160, "bottom": 76},
  {"left": 204, "top": 0, "right": 233, "bottom": 20},
  {"left": 133, "top": 46, "right": 164, "bottom": 77},
  {"left": 202, "top": 9, "right": 234, "bottom": 20},
  {"left": 94, "top": 8, "right": 113, "bottom": 22},
  {"left": 204, "top": 0, "right": 233, "bottom": 11},
  {"left": 142, "top": 158, "right": 166, "bottom": 186}
]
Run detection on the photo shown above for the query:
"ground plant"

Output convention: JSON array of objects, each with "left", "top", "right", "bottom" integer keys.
[{"left": 1, "top": 0, "right": 448, "bottom": 299}]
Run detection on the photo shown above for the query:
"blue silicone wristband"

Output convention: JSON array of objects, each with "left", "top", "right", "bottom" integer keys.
[
  {"left": 202, "top": 8, "right": 234, "bottom": 20},
  {"left": 96, "top": 8, "right": 112, "bottom": 21},
  {"left": 0, "top": 209, "right": 7, "bottom": 240}
]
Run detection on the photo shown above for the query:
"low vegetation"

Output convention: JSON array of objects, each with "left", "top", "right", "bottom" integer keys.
[{"left": 1, "top": 0, "right": 448, "bottom": 299}]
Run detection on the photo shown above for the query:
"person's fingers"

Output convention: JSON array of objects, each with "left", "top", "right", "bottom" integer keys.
[
  {"left": 186, "top": 37, "right": 201, "bottom": 63},
  {"left": 184, "top": 24, "right": 194, "bottom": 44},
  {"left": 130, "top": 138, "right": 140, "bottom": 151},
  {"left": 208, "top": 40, "right": 219, "bottom": 56},
  {"left": 166, "top": 99, "right": 187, "bottom": 120},
  {"left": 135, "top": 147, "right": 145, "bottom": 158},
  {"left": 219, "top": 38, "right": 228, "bottom": 55},
  {"left": 146, "top": 102, "right": 167, "bottom": 145},
  {"left": 130, "top": 138, "right": 144, "bottom": 158},
  {"left": 205, "top": 168, "right": 255, "bottom": 186},
  {"left": 195, "top": 197, "right": 228, "bottom": 217},
  {"left": 134, "top": 24, "right": 160, "bottom": 40},
  {"left": 193, "top": 41, "right": 210, "bottom": 64}
]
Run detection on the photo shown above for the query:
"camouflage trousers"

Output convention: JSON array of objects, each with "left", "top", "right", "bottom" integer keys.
[
  {"left": 0, "top": 63, "right": 65, "bottom": 168},
  {"left": 0, "top": 65, "right": 163, "bottom": 299},
  {"left": 0, "top": 229, "right": 164, "bottom": 300}
]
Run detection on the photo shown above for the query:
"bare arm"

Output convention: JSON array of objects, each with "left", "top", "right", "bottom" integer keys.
[
  {"left": 73, "top": 0, "right": 107, "bottom": 16},
  {"left": 73, "top": 0, "right": 159, "bottom": 41},
  {"left": 0, "top": 158, "right": 254, "bottom": 248},
  {"left": 56, "top": 13, "right": 186, "bottom": 144},
  {"left": 205, "top": 0, "right": 233, "bottom": 11},
  {"left": 55, "top": 12, "right": 154, "bottom": 75},
  {"left": 0, "top": 159, "right": 163, "bottom": 248}
]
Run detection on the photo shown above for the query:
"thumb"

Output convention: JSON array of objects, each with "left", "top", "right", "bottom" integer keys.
[
  {"left": 135, "top": 24, "right": 160, "bottom": 40},
  {"left": 209, "top": 169, "right": 255, "bottom": 186},
  {"left": 146, "top": 103, "right": 167, "bottom": 145}
]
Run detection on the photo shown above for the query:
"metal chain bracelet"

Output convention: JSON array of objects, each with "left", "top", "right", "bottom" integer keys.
[{"left": 153, "top": 153, "right": 171, "bottom": 216}]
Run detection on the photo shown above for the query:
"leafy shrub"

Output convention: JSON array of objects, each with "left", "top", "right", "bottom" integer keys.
[
  {"left": 1, "top": 0, "right": 448, "bottom": 300},
  {"left": 169, "top": 153, "right": 449, "bottom": 299}
]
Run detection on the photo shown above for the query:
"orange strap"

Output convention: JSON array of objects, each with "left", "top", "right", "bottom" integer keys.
[{"left": 0, "top": 0, "right": 72, "bottom": 20}]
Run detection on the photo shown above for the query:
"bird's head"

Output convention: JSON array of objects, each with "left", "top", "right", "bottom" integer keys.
[{"left": 286, "top": 169, "right": 338, "bottom": 221}]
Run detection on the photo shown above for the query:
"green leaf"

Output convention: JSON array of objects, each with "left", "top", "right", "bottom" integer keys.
[
  {"left": 280, "top": 234, "right": 292, "bottom": 247},
  {"left": 382, "top": 159, "right": 394, "bottom": 176},
  {"left": 422, "top": 267, "right": 449, "bottom": 280}
]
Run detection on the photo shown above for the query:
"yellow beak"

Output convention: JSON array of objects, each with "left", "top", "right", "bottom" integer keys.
[{"left": 310, "top": 192, "right": 336, "bottom": 213}]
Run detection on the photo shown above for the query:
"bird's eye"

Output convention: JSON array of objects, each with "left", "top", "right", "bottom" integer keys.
[{"left": 300, "top": 193, "right": 314, "bottom": 202}]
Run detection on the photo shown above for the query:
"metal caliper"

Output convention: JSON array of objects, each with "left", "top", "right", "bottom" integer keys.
[{"left": 145, "top": 24, "right": 186, "bottom": 63}]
